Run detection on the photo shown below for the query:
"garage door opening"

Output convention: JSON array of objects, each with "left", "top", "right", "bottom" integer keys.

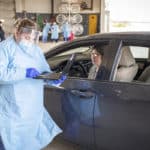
[{"left": 102, "top": 0, "right": 150, "bottom": 32}]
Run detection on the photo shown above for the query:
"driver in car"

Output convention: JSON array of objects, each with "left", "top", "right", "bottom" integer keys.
[{"left": 88, "top": 45, "right": 108, "bottom": 80}]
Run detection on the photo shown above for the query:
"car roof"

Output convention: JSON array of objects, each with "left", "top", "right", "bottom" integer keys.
[
  {"left": 82, "top": 31, "right": 150, "bottom": 41},
  {"left": 45, "top": 32, "right": 150, "bottom": 58}
]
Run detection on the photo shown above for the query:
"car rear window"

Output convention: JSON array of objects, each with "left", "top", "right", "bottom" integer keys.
[{"left": 130, "top": 46, "right": 149, "bottom": 59}]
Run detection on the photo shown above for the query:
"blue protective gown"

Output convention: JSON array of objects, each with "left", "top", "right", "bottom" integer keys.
[
  {"left": 0, "top": 36, "right": 62, "bottom": 150},
  {"left": 51, "top": 24, "right": 59, "bottom": 40},
  {"left": 42, "top": 23, "right": 51, "bottom": 42},
  {"left": 62, "top": 23, "right": 71, "bottom": 40}
]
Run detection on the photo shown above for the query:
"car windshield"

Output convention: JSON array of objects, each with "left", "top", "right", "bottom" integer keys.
[{"left": 54, "top": 46, "right": 91, "bottom": 57}]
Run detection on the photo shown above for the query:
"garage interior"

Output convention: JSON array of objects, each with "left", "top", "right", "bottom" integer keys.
[
  {"left": 0, "top": 0, "right": 103, "bottom": 149},
  {"left": 1, "top": 0, "right": 150, "bottom": 36},
  {"left": 0, "top": 0, "right": 150, "bottom": 150},
  {"left": 0, "top": 0, "right": 105, "bottom": 36}
]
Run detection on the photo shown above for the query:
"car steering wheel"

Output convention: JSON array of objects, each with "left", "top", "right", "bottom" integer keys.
[{"left": 69, "top": 62, "right": 88, "bottom": 78}]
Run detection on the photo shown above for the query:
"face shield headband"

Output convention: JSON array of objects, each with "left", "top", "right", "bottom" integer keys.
[{"left": 20, "top": 27, "right": 40, "bottom": 43}]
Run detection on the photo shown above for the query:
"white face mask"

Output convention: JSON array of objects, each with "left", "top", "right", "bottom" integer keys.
[{"left": 18, "top": 39, "right": 33, "bottom": 52}]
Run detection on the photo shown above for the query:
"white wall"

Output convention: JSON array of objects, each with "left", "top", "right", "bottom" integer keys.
[
  {"left": 16, "top": 0, "right": 51, "bottom": 13},
  {"left": 54, "top": 0, "right": 101, "bottom": 13},
  {"left": 15, "top": 0, "right": 23, "bottom": 12},
  {"left": 15, "top": 0, "right": 101, "bottom": 14}
]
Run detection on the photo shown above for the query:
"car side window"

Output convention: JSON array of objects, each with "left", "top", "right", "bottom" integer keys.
[
  {"left": 48, "top": 46, "right": 92, "bottom": 78},
  {"left": 48, "top": 44, "right": 110, "bottom": 79},
  {"left": 114, "top": 46, "right": 150, "bottom": 84},
  {"left": 54, "top": 47, "right": 90, "bottom": 57}
]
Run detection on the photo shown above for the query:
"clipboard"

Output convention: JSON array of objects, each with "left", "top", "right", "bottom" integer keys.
[{"left": 35, "top": 53, "right": 76, "bottom": 80}]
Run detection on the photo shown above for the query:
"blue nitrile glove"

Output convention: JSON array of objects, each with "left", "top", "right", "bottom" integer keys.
[
  {"left": 52, "top": 75, "right": 67, "bottom": 86},
  {"left": 26, "top": 68, "right": 40, "bottom": 78}
]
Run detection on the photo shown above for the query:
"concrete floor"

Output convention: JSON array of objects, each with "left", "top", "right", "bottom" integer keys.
[{"left": 42, "top": 135, "right": 84, "bottom": 150}]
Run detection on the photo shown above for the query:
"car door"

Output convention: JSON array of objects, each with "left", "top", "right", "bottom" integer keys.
[
  {"left": 94, "top": 42, "right": 150, "bottom": 150},
  {"left": 44, "top": 39, "right": 118, "bottom": 149},
  {"left": 94, "top": 81, "right": 150, "bottom": 150},
  {"left": 44, "top": 79, "right": 99, "bottom": 149}
]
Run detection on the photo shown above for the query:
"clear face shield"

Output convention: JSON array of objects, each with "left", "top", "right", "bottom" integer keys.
[{"left": 20, "top": 27, "right": 40, "bottom": 43}]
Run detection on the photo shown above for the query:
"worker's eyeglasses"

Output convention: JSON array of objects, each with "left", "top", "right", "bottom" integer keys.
[{"left": 91, "top": 52, "right": 100, "bottom": 57}]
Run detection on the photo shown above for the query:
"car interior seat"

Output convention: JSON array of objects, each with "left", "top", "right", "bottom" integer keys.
[
  {"left": 115, "top": 46, "right": 138, "bottom": 82},
  {"left": 138, "top": 65, "right": 150, "bottom": 83}
]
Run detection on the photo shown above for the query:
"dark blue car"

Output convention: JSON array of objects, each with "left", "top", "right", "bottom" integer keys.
[{"left": 44, "top": 32, "right": 150, "bottom": 150}]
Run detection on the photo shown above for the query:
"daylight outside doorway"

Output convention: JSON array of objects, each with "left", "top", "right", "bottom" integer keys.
[{"left": 102, "top": 0, "right": 150, "bottom": 32}]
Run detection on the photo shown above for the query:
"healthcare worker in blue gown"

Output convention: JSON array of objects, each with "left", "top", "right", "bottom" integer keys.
[
  {"left": 51, "top": 22, "right": 59, "bottom": 42},
  {"left": 42, "top": 20, "right": 51, "bottom": 43},
  {"left": 0, "top": 18, "right": 66, "bottom": 150},
  {"left": 62, "top": 21, "right": 71, "bottom": 41}
]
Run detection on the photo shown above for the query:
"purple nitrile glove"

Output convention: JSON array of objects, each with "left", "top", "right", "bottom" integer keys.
[
  {"left": 52, "top": 75, "right": 67, "bottom": 85},
  {"left": 26, "top": 68, "right": 40, "bottom": 78}
]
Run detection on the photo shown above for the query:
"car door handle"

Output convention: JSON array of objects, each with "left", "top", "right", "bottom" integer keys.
[
  {"left": 70, "top": 89, "right": 96, "bottom": 99},
  {"left": 114, "top": 89, "right": 122, "bottom": 96}
]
